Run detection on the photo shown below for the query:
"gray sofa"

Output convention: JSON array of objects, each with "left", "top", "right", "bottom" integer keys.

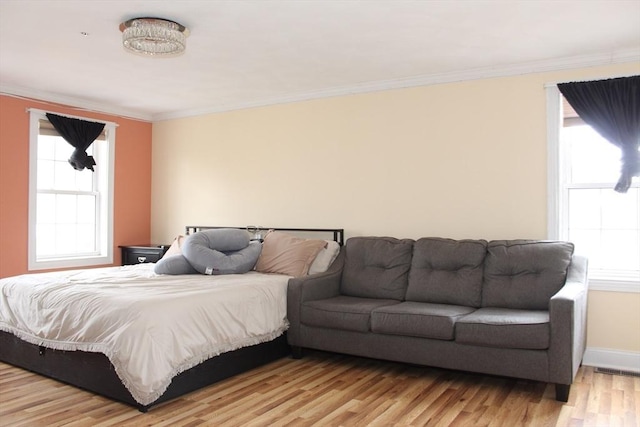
[{"left": 287, "top": 237, "right": 588, "bottom": 402}]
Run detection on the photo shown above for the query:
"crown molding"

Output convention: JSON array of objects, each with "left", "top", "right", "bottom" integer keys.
[
  {"left": 153, "top": 48, "right": 640, "bottom": 121},
  {"left": 0, "top": 86, "right": 153, "bottom": 122},
  {"left": 3, "top": 48, "right": 639, "bottom": 123}
]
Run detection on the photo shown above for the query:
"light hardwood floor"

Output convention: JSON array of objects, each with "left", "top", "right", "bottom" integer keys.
[{"left": 1, "top": 350, "right": 638, "bottom": 426}]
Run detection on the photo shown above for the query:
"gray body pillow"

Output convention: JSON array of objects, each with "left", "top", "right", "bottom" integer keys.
[
  {"left": 154, "top": 228, "right": 262, "bottom": 275},
  {"left": 154, "top": 254, "right": 198, "bottom": 275}
]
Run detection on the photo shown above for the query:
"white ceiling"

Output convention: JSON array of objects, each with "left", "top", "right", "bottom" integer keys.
[{"left": 1, "top": 1, "right": 639, "bottom": 122}]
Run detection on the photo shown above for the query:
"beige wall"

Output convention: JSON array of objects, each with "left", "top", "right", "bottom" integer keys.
[
  {"left": 152, "top": 76, "right": 548, "bottom": 241},
  {"left": 152, "top": 62, "right": 640, "bottom": 355},
  {"left": 588, "top": 291, "right": 640, "bottom": 352}
]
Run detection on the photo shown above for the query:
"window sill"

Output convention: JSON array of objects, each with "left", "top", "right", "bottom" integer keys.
[
  {"left": 28, "top": 254, "right": 113, "bottom": 271},
  {"left": 588, "top": 278, "right": 640, "bottom": 293}
]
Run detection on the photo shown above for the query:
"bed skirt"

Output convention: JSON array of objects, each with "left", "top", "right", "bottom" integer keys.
[{"left": 0, "top": 330, "right": 290, "bottom": 412}]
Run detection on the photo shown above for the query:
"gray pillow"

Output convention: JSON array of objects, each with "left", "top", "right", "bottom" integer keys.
[
  {"left": 184, "top": 228, "right": 250, "bottom": 253},
  {"left": 406, "top": 238, "right": 487, "bottom": 307},
  {"left": 482, "top": 240, "right": 574, "bottom": 310},
  {"left": 154, "top": 254, "right": 198, "bottom": 275},
  {"left": 341, "top": 236, "right": 414, "bottom": 300},
  {"left": 182, "top": 229, "right": 262, "bottom": 275}
]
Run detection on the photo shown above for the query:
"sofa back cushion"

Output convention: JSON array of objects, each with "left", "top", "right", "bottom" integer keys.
[
  {"left": 482, "top": 240, "right": 574, "bottom": 310},
  {"left": 406, "top": 238, "right": 487, "bottom": 307},
  {"left": 341, "top": 237, "right": 414, "bottom": 300}
]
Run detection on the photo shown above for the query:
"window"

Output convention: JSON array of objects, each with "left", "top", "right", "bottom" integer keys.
[
  {"left": 28, "top": 110, "right": 115, "bottom": 270},
  {"left": 547, "top": 87, "right": 640, "bottom": 291}
]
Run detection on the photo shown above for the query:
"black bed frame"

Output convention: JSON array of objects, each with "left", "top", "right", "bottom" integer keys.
[
  {"left": 185, "top": 225, "right": 344, "bottom": 246},
  {"left": 0, "top": 226, "right": 344, "bottom": 412}
]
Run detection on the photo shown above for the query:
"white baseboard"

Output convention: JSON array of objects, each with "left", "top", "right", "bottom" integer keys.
[{"left": 583, "top": 347, "right": 640, "bottom": 373}]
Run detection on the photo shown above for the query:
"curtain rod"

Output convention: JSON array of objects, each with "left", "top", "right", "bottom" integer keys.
[
  {"left": 26, "top": 108, "right": 119, "bottom": 127},
  {"left": 543, "top": 72, "right": 639, "bottom": 88}
]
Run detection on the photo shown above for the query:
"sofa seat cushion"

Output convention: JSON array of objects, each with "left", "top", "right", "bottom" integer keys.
[
  {"left": 301, "top": 296, "right": 399, "bottom": 332},
  {"left": 455, "top": 308, "right": 550, "bottom": 350},
  {"left": 341, "top": 237, "right": 414, "bottom": 300},
  {"left": 406, "top": 238, "right": 487, "bottom": 307},
  {"left": 371, "top": 302, "right": 476, "bottom": 340},
  {"left": 482, "top": 240, "right": 574, "bottom": 310}
]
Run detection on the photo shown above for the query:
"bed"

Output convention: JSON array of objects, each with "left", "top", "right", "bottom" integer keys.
[{"left": 0, "top": 226, "right": 344, "bottom": 412}]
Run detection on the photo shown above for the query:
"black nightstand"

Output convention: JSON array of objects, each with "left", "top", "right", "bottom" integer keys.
[{"left": 120, "top": 245, "right": 169, "bottom": 266}]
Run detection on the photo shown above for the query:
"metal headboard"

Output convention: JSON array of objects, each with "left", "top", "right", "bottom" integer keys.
[{"left": 185, "top": 226, "right": 344, "bottom": 246}]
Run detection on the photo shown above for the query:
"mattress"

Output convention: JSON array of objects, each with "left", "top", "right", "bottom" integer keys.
[{"left": 0, "top": 264, "right": 290, "bottom": 405}]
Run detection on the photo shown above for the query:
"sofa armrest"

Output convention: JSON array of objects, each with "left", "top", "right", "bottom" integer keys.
[
  {"left": 549, "top": 254, "right": 589, "bottom": 386},
  {"left": 287, "top": 250, "right": 345, "bottom": 346}
]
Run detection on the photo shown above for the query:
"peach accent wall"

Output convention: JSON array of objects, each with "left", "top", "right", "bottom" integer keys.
[{"left": 0, "top": 95, "right": 152, "bottom": 278}]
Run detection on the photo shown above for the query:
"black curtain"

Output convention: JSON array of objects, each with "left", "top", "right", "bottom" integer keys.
[
  {"left": 558, "top": 76, "right": 640, "bottom": 193},
  {"left": 46, "top": 113, "right": 106, "bottom": 172}
]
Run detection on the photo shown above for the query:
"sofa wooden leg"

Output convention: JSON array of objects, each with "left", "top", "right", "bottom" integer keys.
[
  {"left": 555, "top": 383, "right": 570, "bottom": 402},
  {"left": 291, "top": 346, "right": 303, "bottom": 359}
]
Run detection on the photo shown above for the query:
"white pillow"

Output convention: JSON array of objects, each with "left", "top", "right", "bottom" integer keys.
[
  {"left": 308, "top": 240, "right": 341, "bottom": 275},
  {"left": 162, "top": 235, "right": 186, "bottom": 258}
]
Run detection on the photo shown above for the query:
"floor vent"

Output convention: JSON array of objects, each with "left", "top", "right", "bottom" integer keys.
[{"left": 594, "top": 367, "right": 640, "bottom": 378}]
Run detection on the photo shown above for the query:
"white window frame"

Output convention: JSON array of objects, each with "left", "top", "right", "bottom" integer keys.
[
  {"left": 28, "top": 109, "right": 116, "bottom": 270},
  {"left": 546, "top": 85, "right": 639, "bottom": 293}
]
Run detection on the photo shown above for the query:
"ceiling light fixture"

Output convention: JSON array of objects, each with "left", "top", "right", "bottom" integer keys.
[{"left": 119, "top": 17, "right": 189, "bottom": 57}]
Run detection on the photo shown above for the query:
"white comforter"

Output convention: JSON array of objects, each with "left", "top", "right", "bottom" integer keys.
[{"left": 0, "top": 264, "right": 290, "bottom": 405}]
